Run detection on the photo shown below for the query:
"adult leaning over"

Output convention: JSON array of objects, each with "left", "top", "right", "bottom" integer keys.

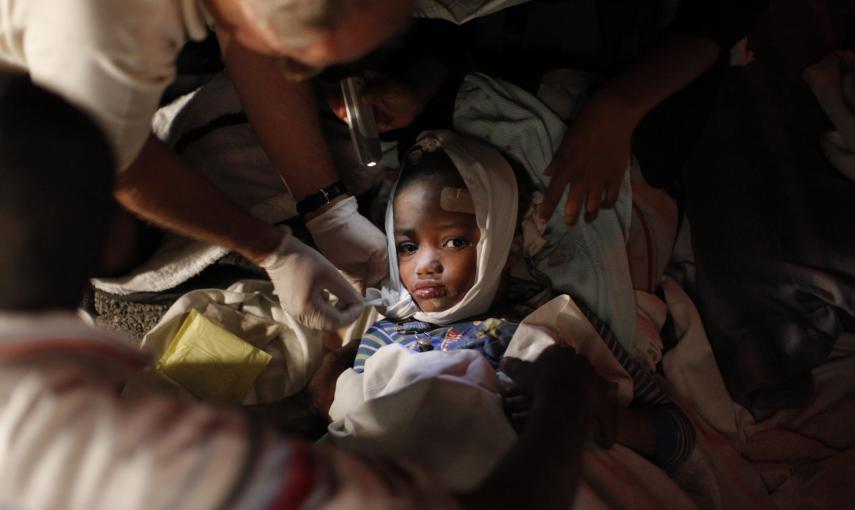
[{"left": 0, "top": 0, "right": 411, "bottom": 330}]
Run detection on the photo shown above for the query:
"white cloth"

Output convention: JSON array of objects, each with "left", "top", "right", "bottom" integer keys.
[
  {"left": 368, "top": 130, "right": 519, "bottom": 325},
  {"left": 0, "top": 311, "right": 465, "bottom": 510},
  {"left": 413, "top": 0, "right": 529, "bottom": 23},
  {"left": 454, "top": 72, "right": 637, "bottom": 351},
  {"left": 649, "top": 277, "right": 743, "bottom": 440},
  {"left": 0, "top": 311, "right": 267, "bottom": 510},
  {"left": 0, "top": 0, "right": 209, "bottom": 169},
  {"left": 141, "top": 280, "right": 325, "bottom": 403},
  {"left": 329, "top": 344, "right": 516, "bottom": 490}
]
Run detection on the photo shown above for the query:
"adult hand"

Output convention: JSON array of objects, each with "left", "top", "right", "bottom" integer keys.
[
  {"left": 306, "top": 196, "right": 388, "bottom": 291},
  {"left": 501, "top": 345, "right": 619, "bottom": 434},
  {"left": 260, "top": 229, "right": 363, "bottom": 331},
  {"left": 539, "top": 90, "right": 636, "bottom": 225},
  {"left": 328, "top": 71, "right": 429, "bottom": 133}
]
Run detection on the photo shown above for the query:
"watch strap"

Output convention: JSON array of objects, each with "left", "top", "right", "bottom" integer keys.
[{"left": 297, "top": 181, "right": 348, "bottom": 216}]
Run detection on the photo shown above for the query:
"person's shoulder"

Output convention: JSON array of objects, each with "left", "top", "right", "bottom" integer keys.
[{"left": 27, "top": 0, "right": 187, "bottom": 51}]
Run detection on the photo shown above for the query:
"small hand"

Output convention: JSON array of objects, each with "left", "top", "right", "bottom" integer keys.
[{"left": 539, "top": 91, "right": 635, "bottom": 225}]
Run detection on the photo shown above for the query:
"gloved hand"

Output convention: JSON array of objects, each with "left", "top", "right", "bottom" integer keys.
[
  {"left": 260, "top": 228, "right": 364, "bottom": 331},
  {"left": 306, "top": 196, "right": 388, "bottom": 291}
]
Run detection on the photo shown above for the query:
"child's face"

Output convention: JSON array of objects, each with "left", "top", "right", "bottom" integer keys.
[{"left": 394, "top": 180, "right": 480, "bottom": 313}]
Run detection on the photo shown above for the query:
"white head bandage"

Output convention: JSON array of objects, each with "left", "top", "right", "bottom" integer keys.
[{"left": 368, "top": 130, "right": 518, "bottom": 325}]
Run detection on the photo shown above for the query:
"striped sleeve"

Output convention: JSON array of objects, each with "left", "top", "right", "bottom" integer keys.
[
  {"left": 353, "top": 321, "right": 397, "bottom": 373},
  {"left": 577, "top": 302, "right": 695, "bottom": 469}
]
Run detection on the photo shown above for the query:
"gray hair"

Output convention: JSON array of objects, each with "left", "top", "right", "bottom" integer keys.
[{"left": 242, "top": 0, "right": 350, "bottom": 49}]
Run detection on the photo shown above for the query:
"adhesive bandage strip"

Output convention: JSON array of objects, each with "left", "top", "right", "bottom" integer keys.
[{"left": 440, "top": 187, "right": 475, "bottom": 214}]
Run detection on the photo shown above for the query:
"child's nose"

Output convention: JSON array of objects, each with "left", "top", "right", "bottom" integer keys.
[{"left": 415, "top": 248, "right": 443, "bottom": 277}]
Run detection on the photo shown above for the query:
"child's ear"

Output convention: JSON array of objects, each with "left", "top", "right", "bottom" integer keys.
[{"left": 505, "top": 232, "right": 524, "bottom": 270}]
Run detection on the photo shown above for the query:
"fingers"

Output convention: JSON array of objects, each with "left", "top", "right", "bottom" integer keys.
[
  {"left": 313, "top": 271, "right": 364, "bottom": 330},
  {"left": 324, "top": 269, "right": 363, "bottom": 309},
  {"left": 602, "top": 179, "right": 621, "bottom": 209},
  {"left": 543, "top": 175, "right": 624, "bottom": 225},
  {"left": 563, "top": 182, "right": 588, "bottom": 225},
  {"left": 308, "top": 292, "right": 363, "bottom": 331},
  {"left": 539, "top": 163, "right": 570, "bottom": 224},
  {"left": 584, "top": 184, "right": 603, "bottom": 223}
]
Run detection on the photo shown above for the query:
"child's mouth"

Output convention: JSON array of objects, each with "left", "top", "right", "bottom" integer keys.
[{"left": 413, "top": 285, "right": 447, "bottom": 299}]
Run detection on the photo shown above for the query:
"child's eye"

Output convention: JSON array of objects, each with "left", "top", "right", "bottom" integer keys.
[
  {"left": 397, "top": 242, "right": 417, "bottom": 255},
  {"left": 443, "top": 238, "right": 470, "bottom": 249}
]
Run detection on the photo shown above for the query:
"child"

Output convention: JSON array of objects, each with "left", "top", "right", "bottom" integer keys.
[
  {"left": 0, "top": 73, "right": 601, "bottom": 510},
  {"left": 333, "top": 130, "right": 694, "bottom": 472}
]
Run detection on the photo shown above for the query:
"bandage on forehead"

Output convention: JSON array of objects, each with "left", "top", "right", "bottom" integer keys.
[{"left": 440, "top": 187, "right": 475, "bottom": 214}]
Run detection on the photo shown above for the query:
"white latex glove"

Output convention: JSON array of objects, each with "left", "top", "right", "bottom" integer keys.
[
  {"left": 306, "top": 196, "right": 388, "bottom": 291},
  {"left": 260, "top": 229, "right": 363, "bottom": 331}
]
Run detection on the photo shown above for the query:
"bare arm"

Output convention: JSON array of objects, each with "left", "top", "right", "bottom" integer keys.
[
  {"left": 219, "top": 34, "right": 340, "bottom": 201},
  {"left": 115, "top": 136, "right": 282, "bottom": 263},
  {"left": 600, "top": 35, "right": 720, "bottom": 125},
  {"left": 540, "top": 35, "right": 721, "bottom": 224}
]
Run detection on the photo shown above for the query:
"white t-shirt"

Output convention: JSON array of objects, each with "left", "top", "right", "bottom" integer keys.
[{"left": 0, "top": 0, "right": 210, "bottom": 170}]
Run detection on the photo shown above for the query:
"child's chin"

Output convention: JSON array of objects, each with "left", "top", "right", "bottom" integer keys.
[{"left": 415, "top": 298, "right": 460, "bottom": 314}]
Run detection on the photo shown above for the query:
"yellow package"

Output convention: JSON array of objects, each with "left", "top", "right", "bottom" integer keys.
[{"left": 156, "top": 309, "right": 272, "bottom": 404}]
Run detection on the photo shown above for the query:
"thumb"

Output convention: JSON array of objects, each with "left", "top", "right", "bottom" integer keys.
[
  {"left": 323, "top": 268, "right": 364, "bottom": 310},
  {"left": 307, "top": 296, "right": 363, "bottom": 331}
]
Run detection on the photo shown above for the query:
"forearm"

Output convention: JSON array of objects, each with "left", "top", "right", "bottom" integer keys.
[
  {"left": 600, "top": 35, "right": 721, "bottom": 124},
  {"left": 115, "top": 136, "right": 282, "bottom": 264},
  {"left": 220, "top": 35, "right": 339, "bottom": 201},
  {"left": 461, "top": 397, "right": 588, "bottom": 510}
]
